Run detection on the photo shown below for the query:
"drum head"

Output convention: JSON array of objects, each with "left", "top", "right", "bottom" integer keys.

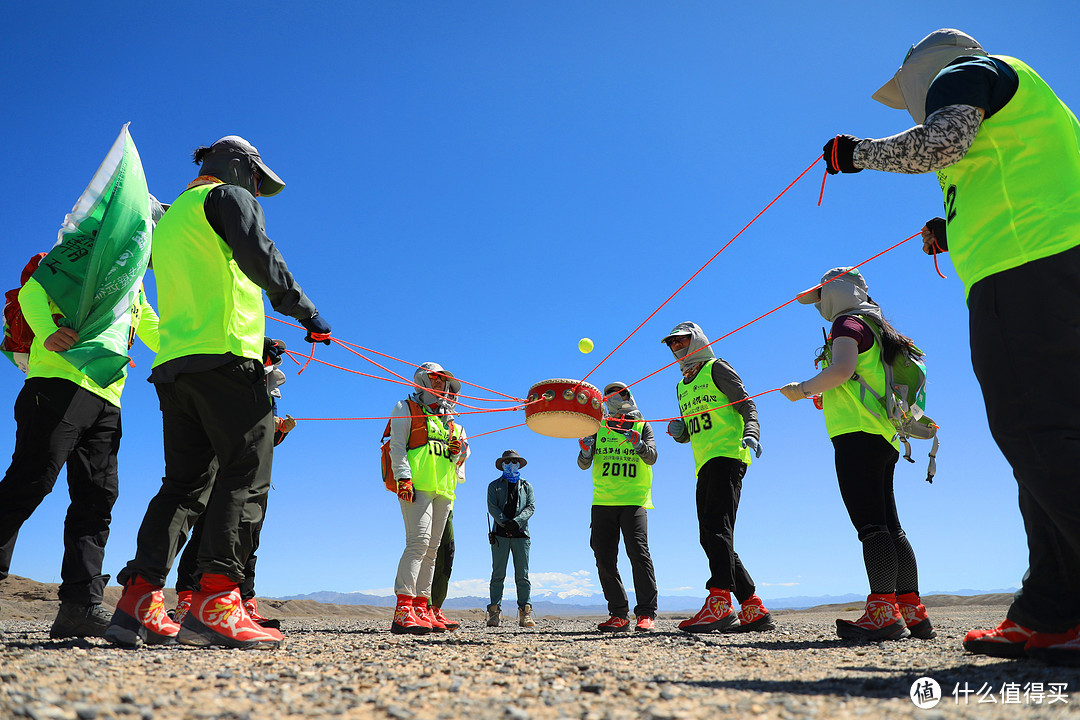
[{"left": 526, "top": 411, "right": 601, "bottom": 439}]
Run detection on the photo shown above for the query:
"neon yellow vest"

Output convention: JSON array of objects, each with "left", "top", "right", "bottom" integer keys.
[
  {"left": 676, "top": 359, "right": 752, "bottom": 473},
  {"left": 151, "top": 182, "right": 265, "bottom": 368},
  {"left": 20, "top": 279, "right": 154, "bottom": 408},
  {"left": 936, "top": 56, "right": 1080, "bottom": 298},
  {"left": 591, "top": 421, "right": 654, "bottom": 508},
  {"left": 406, "top": 407, "right": 456, "bottom": 498},
  {"left": 821, "top": 325, "right": 900, "bottom": 450}
]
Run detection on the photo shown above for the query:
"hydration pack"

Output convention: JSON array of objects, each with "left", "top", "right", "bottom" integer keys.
[{"left": 2, "top": 253, "right": 48, "bottom": 372}]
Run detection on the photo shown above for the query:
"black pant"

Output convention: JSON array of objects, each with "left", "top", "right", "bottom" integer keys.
[
  {"left": 118, "top": 358, "right": 274, "bottom": 587},
  {"left": 832, "top": 432, "right": 919, "bottom": 596},
  {"left": 175, "top": 490, "right": 267, "bottom": 599},
  {"left": 697, "top": 456, "right": 756, "bottom": 601},
  {"left": 431, "top": 510, "right": 455, "bottom": 608},
  {"left": 590, "top": 505, "right": 657, "bottom": 617},
  {"left": 969, "top": 244, "right": 1080, "bottom": 632},
  {"left": 0, "top": 378, "right": 121, "bottom": 605}
]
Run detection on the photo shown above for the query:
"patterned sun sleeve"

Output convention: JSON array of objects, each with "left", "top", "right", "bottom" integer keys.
[{"left": 852, "top": 104, "right": 984, "bottom": 174}]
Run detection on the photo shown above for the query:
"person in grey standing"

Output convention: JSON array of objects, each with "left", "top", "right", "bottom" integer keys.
[{"left": 486, "top": 449, "right": 535, "bottom": 628}]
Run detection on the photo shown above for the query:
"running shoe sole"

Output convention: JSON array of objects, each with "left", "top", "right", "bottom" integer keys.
[
  {"left": 104, "top": 610, "right": 177, "bottom": 649},
  {"left": 836, "top": 619, "right": 910, "bottom": 641},
  {"left": 735, "top": 613, "right": 777, "bottom": 633},
  {"left": 907, "top": 618, "right": 936, "bottom": 639},
  {"left": 177, "top": 616, "right": 283, "bottom": 650},
  {"left": 679, "top": 615, "right": 739, "bottom": 634},
  {"left": 962, "top": 637, "right": 1027, "bottom": 658}
]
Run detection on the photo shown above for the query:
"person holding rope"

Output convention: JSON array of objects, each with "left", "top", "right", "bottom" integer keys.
[
  {"left": 661, "top": 322, "right": 773, "bottom": 634},
  {"left": 577, "top": 382, "right": 659, "bottom": 632},
  {"left": 107, "top": 136, "right": 331, "bottom": 651},
  {"left": 170, "top": 338, "right": 295, "bottom": 628},
  {"left": 388, "top": 362, "right": 463, "bottom": 634},
  {"left": 780, "top": 268, "right": 934, "bottom": 641},
  {"left": 823, "top": 29, "right": 1080, "bottom": 664}
]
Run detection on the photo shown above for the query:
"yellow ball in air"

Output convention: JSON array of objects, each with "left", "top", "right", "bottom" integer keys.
[{"left": 578, "top": 338, "right": 594, "bottom": 354}]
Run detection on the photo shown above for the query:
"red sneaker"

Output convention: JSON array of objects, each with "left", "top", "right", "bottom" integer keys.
[
  {"left": 391, "top": 595, "right": 433, "bottom": 635},
  {"left": 597, "top": 615, "right": 631, "bottom": 632},
  {"left": 431, "top": 607, "right": 460, "bottom": 632},
  {"left": 244, "top": 598, "right": 281, "bottom": 630},
  {"left": 836, "top": 593, "right": 910, "bottom": 641},
  {"left": 896, "top": 592, "right": 935, "bottom": 639},
  {"left": 105, "top": 575, "right": 180, "bottom": 648},
  {"left": 737, "top": 595, "right": 776, "bottom": 632},
  {"left": 1026, "top": 625, "right": 1080, "bottom": 666},
  {"left": 634, "top": 615, "right": 655, "bottom": 632},
  {"left": 963, "top": 619, "right": 1034, "bottom": 658},
  {"left": 414, "top": 597, "right": 446, "bottom": 633},
  {"left": 177, "top": 574, "right": 284, "bottom": 649},
  {"left": 170, "top": 590, "right": 193, "bottom": 624},
  {"left": 678, "top": 588, "right": 737, "bottom": 633}
]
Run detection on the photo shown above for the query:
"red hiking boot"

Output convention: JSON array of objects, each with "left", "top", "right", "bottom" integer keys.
[
  {"left": 678, "top": 588, "right": 738, "bottom": 633},
  {"left": 431, "top": 606, "right": 459, "bottom": 632},
  {"left": 897, "top": 592, "right": 935, "bottom": 639},
  {"left": 391, "top": 595, "right": 433, "bottom": 635},
  {"left": 963, "top": 619, "right": 1034, "bottom": 658},
  {"left": 635, "top": 615, "right": 655, "bottom": 632},
  {"left": 597, "top": 615, "right": 631, "bottom": 632},
  {"left": 105, "top": 575, "right": 180, "bottom": 648},
  {"left": 244, "top": 598, "right": 281, "bottom": 629},
  {"left": 836, "top": 593, "right": 910, "bottom": 641},
  {"left": 177, "top": 574, "right": 284, "bottom": 649},
  {"left": 1026, "top": 625, "right": 1080, "bottom": 666},
  {"left": 170, "top": 590, "right": 193, "bottom": 624},
  {"left": 737, "top": 594, "right": 776, "bottom": 632},
  {"left": 415, "top": 597, "right": 446, "bottom": 633}
]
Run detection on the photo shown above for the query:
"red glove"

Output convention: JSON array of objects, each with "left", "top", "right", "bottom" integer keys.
[
  {"left": 578, "top": 437, "right": 595, "bottom": 455},
  {"left": 396, "top": 478, "right": 414, "bottom": 502},
  {"left": 448, "top": 437, "right": 462, "bottom": 455}
]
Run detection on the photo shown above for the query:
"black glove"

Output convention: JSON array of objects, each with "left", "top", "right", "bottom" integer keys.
[
  {"left": 504, "top": 519, "right": 520, "bottom": 534},
  {"left": 299, "top": 312, "right": 332, "bottom": 345},
  {"left": 925, "top": 216, "right": 948, "bottom": 252},
  {"left": 822, "top": 135, "right": 863, "bottom": 175},
  {"left": 263, "top": 337, "right": 287, "bottom": 365}
]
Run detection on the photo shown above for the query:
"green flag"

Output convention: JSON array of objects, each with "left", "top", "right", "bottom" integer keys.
[{"left": 33, "top": 123, "right": 152, "bottom": 388}]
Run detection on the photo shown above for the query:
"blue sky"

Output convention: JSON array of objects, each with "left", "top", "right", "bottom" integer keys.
[{"left": 2, "top": 1, "right": 1078, "bottom": 604}]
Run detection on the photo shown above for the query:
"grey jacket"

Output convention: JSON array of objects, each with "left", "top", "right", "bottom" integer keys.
[{"left": 487, "top": 477, "right": 535, "bottom": 537}]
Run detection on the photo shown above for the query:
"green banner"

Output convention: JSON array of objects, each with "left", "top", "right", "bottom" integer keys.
[{"left": 33, "top": 123, "right": 152, "bottom": 388}]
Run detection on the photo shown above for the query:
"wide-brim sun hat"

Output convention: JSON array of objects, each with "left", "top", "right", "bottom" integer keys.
[
  {"left": 797, "top": 267, "right": 868, "bottom": 305},
  {"left": 495, "top": 449, "right": 528, "bottom": 470}
]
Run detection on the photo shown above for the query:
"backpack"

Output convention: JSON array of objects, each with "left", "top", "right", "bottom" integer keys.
[
  {"left": 379, "top": 399, "right": 432, "bottom": 492},
  {"left": 821, "top": 315, "right": 941, "bottom": 483},
  {"left": 2, "top": 253, "right": 48, "bottom": 372}
]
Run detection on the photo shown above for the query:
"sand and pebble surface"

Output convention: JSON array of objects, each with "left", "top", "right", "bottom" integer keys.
[{"left": 3, "top": 578, "right": 1080, "bottom": 720}]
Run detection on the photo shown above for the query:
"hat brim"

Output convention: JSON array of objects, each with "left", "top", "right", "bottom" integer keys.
[
  {"left": 796, "top": 284, "right": 823, "bottom": 304},
  {"left": 495, "top": 456, "right": 527, "bottom": 470},
  {"left": 872, "top": 72, "right": 907, "bottom": 110},
  {"left": 253, "top": 159, "right": 285, "bottom": 197}
]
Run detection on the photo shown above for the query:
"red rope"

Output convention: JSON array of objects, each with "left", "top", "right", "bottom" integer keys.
[
  {"left": 613, "top": 231, "right": 923, "bottom": 398},
  {"left": 931, "top": 239, "right": 948, "bottom": 279},
  {"left": 577, "top": 155, "right": 823, "bottom": 387},
  {"left": 266, "top": 316, "right": 523, "bottom": 402}
]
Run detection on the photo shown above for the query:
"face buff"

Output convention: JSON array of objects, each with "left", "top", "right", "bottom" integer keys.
[{"left": 503, "top": 462, "right": 520, "bottom": 482}]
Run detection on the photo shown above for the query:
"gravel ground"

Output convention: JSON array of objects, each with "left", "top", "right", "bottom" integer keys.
[{"left": 3, "top": 603, "right": 1080, "bottom": 720}]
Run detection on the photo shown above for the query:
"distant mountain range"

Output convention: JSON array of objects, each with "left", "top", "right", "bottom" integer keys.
[{"left": 274, "top": 588, "right": 1017, "bottom": 614}]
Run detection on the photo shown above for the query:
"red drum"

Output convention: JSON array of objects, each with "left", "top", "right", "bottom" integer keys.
[{"left": 524, "top": 379, "right": 603, "bottom": 438}]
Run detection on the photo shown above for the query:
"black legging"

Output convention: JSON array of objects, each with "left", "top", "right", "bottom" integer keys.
[{"left": 832, "top": 431, "right": 919, "bottom": 596}]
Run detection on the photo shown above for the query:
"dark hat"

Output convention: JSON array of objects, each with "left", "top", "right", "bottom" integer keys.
[
  {"left": 205, "top": 135, "right": 286, "bottom": 197},
  {"left": 495, "top": 449, "right": 527, "bottom": 470}
]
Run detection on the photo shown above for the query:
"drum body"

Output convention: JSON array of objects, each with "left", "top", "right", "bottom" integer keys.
[{"left": 524, "top": 379, "right": 603, "bottom": 438}]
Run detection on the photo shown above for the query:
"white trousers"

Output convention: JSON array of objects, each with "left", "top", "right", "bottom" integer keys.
[{"left": 394, "top": 489, "right": 452, "bottom": 598}]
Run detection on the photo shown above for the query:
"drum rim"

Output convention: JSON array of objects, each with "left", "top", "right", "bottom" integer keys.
[{"left": 527, "top": 378, "right": 601, "bottom": 393}]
